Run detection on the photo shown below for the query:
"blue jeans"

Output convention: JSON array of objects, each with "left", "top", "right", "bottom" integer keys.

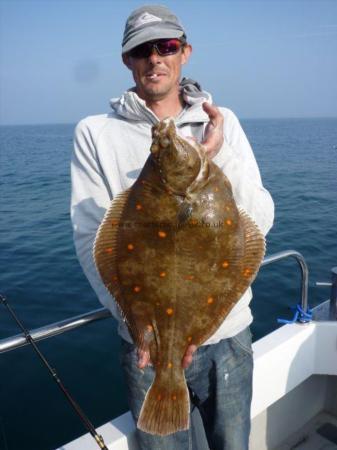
[{"left": 120, "top": 326, "right": 253, "bottom": 450}]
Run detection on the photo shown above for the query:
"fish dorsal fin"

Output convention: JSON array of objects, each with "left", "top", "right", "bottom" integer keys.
[
  {"left": 192, "top": 207, "right": 266, "bottom": 347},
  {"left": 93, "top": 188, "right": 158, "bottom": 351},
  {"left": 238, "top": 206, "right": 266, "bottom": 281},
  {"left": 93, "top": 189, "right": 131, "bottom": 312},
  {"left": 228, "top": 206, "right": 265, "bottom": 302}
]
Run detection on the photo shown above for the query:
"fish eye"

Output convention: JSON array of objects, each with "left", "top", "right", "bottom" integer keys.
[{"left": 160, "top": 137, "right": 170, "bottom": 148}]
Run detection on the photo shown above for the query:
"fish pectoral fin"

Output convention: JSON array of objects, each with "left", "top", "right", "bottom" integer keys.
[{"left": 177, "top": 201, "right": 193, "bottom": 225}]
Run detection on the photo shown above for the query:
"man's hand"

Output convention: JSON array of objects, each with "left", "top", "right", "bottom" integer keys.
[
  {"left": 181, "top": 344, "right": 197, "bottom": 369},
  {"left": 137, "top": 345, "right": 198, "bottom": 369},
  {"left": 201, "top": 102, "right": 224, "bottom": 159},
  {"left": 137, "top": 348, "right": 151, "bottom": 369}
]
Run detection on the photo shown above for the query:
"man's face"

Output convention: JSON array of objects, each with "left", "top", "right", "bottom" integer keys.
[{"left": 122, "top": 40, "right": 192, "bottom": 102}]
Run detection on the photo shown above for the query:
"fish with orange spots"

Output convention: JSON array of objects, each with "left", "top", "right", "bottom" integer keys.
[{"left": 93, "top": 119, "right": 265, "bottom": 436}]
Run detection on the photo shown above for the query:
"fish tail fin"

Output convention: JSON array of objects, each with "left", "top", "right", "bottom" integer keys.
[{"left": 137, "top": 369, "right": 190, "bottom": 436}]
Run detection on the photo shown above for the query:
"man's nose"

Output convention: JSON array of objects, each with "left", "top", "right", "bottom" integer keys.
[{"left": 148, "top": 47, "right": 162, "bottom": 63}]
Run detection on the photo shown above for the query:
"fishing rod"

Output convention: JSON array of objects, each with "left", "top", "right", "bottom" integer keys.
[{"left": 0, "top": 294, "right": 109, "bottom": 450}]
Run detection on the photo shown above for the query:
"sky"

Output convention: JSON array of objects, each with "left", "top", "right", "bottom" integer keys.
[{"left": 0, "top": 0, "right": 336, "bottom": 125}]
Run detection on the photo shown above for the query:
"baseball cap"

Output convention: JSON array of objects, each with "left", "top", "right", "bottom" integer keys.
[{"left": 122, "top": 5, "right": 186, "bottom": 54}]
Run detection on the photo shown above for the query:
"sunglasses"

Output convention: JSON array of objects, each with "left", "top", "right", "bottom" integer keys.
[{"left": 128, "top": 38, "right": 184, "bottom": 59}]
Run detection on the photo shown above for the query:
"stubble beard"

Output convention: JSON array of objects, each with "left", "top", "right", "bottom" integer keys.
[{"left": 140, "top": 79, "right": 180, "bottom": 103}]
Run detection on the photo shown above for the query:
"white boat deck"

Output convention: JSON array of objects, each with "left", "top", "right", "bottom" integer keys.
[
  {"left": 276, "top": 411, "right": 337, "bottom": 450},
  {"left": 58, "top": 320, "right": 337, "bottom": 450},
  {"left": 250, "top": 320, "right": 337, "bottom": 449}
]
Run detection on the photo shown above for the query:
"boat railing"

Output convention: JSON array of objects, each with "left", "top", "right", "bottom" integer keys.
[{"left": 0, "top": 250, "right": 310, "bottom": 354}]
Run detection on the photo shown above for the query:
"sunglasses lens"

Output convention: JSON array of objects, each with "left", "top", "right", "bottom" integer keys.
[
  {"left": 156, "top": 39, "right": 181, "bottom": 55},
  {"left": 129, "top": 39, "right": 182, "bottom": 59},
  {"left": 129, "top": 42, "right": 153, "bottom": 58}
]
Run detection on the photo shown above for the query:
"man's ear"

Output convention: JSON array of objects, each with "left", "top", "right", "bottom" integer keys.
[
  {"left": 181, "top": 44, "right": 192, "bottom": 66},
  {"left": 122, "top": 53, "right": 132, "bottom": 70}
]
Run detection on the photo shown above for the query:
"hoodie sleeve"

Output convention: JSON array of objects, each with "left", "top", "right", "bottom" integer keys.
[
  {"left": 213, "top": 109, "right": 274, "bottom": 236},
  {"left": 70, "top": 118, "right": 121, "bottom": 318}
]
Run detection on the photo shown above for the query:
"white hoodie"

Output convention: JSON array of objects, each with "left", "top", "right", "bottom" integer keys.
[{"left": 71, "top": 86, "right": 274, "bottom": 345}]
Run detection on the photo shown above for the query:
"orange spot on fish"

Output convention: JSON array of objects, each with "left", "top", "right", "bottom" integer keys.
[
  {"left": 111, "top": 219, "right": 119, "bottom": 226},
  {"left": 146, "top": 324, "right": 153, "bottom": 332},
  {"left": 190, "top": 219, "right": 198, "bottom": 225},
  {"left": 159, "top": 271, "right": 166, "bottom": 278},
  {"left": 158, "top": 231, "right": 167, "bottom": 238},
  {"left": 184, "top": 275, "right": 194, "bottom": 281},
  {"left": 157, "top": 394, "right": 162, "bottom": 400},
  {"left": 166, "top": 308, "right": 174, "bottom": 316},
  {"left": 127, "top": 244, "right": 134, "bottom": 251},
  {"left": 226, "top": 206, "right": 231, "bottom": 211},
  {"left": 136, "top": 204, "right": 143, "bottom": 210},
  {"left": 172, "top": 394, "right": 177, "bottom": 400},
  {"left": 207, "top": 296, "right": 214, "bottom": 304},
  {"left": 105, "top": 248, "right": 113, "bottom": 254},
  {"left": 222, "top": 261, "right": 229, "bottom": 268},
  {"left": 214, "top": 187, "right": 219, "bottom": 192},
  {"left": 226, "top": 219, "right": 232, "bottom": 226},
  {"left": 167, "top": 362, "right": 173, "bottom": 368},
  {"left": 133, "top": 286, "right": 141, "bottom": 293},
  {"left": 243, "top": 268, "right": 252, "bottom": 277},
  {"left": 187, "top": 336, "right": 192, "bottom": 342}
]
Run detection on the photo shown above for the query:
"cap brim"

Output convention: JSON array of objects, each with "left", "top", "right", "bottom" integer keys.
[{"left": 122, "top": 27, "right": 184, "bottom": 54}]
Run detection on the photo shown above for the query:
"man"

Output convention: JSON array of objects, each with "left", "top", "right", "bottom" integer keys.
[{"left": 71, "top": 5, "right": 274, "bottom": 450}]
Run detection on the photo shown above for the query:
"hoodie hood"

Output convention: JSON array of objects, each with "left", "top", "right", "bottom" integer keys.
[{"left": 110, "top": 78, "right": 212, "bottom": 126}]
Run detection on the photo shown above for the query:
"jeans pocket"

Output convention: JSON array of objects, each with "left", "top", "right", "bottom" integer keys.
[{"left": 231, "top": 327, "right": 253, "bottom": 356}]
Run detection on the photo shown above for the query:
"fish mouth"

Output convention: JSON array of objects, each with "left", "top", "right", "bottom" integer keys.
[
  {"left": 151, "top": 118, "right": 176, "bottom": 139},
  {"left": 150, "top": 119, "right": 203, "bottom": 196}
]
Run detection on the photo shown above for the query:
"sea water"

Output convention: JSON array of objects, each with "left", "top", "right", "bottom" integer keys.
[{"left": 0, "top": 118, "right": 336, "bottom": 449}]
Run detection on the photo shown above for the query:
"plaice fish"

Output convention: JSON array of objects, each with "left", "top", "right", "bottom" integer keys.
[{"left": 93, "top": 119, "right": 265, "bottom": 436}]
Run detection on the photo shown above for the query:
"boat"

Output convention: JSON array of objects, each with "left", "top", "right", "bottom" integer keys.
[{"left": 1, "top": 250, "right": 337, "bottom": 450}]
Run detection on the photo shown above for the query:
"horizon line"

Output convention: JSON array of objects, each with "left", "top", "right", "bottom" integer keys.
[{"left": 1, "top": 115, "right": 337, "bottom": 127}]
